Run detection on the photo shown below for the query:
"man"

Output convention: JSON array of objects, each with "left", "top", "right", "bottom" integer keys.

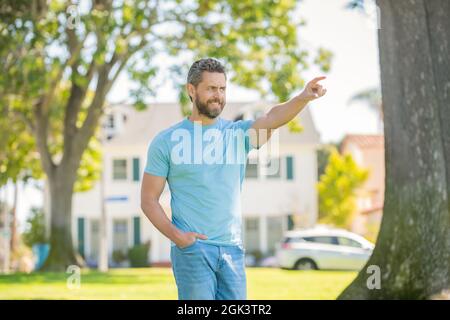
[{"left": 140, "top": 57, "right": 326, "bottom": 300}]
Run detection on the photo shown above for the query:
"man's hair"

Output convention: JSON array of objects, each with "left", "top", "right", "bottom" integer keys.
[{"left": 187, "top": 58, "right": 226, "bottom": 102}]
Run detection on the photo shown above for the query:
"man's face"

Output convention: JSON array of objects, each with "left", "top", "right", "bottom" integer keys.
[{"left": 188, "top": 72, "right": 226, "bottom": 119}]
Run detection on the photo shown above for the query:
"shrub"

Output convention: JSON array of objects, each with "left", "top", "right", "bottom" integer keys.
[
  {"left": 22, "top": 207, "right": 47, "bottom": 247},
  {"left": 112, "top": 250, "right": 128, "bottom": 264},
  {"left": 128, "top": 241, "right": 150, "bottom": 268}
]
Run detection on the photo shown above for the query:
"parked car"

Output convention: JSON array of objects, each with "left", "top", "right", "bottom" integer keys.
[{"left": 275, "top": 227, "right": 374, "bottom": 270}]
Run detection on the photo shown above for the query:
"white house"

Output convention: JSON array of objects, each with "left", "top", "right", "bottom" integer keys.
[{"left": 64, "top": 101, "right": 320, "bottom": 266}]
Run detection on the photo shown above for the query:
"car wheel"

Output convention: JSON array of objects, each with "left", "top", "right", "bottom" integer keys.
[{"left": 294, "top": 258, "right": 318, "bottom": 270}]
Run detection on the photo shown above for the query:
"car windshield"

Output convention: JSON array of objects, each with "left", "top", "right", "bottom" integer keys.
[{"left": 338, "top": 237, "right": 363, "bottom": 248}]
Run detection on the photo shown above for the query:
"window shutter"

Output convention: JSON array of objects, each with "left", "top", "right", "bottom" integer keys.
[
  {"left": 286, "top": 156, "right": 294, "bottom": 180},
  {"left": 133, "top": 216, "right": 141, "bottom": 245},
  {"left": 77, "top": 217, "right": 85, "bottom": 257},
  {"left": 133, "top": 158, "right": 140, "bottom": 181},
  {"left": 287, "top": 215, "right": 295, "bottom": 230}
]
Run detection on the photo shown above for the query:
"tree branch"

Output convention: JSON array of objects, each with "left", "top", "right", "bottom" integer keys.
[
  {"left": 63, "top": 59, "right": 97, "bottom": 150},
  {"left": 33, "top": 99, "right": 55, "bottom": 175}
]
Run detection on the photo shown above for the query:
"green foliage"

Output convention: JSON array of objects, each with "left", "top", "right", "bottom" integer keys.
[
  {"left": 22, "top": 207, "right": 48, "bottom": 247},
  {"left": 128, "top": 241, "right": 150, "bottom": 268},
  {"left": 317, "top": 149, "right": 369, "bottom": 228},
  {"left": 74, "top": 136, "right": 102, "bottom": 193},
  {"left": 112, "top": 250, "right": 128, "bottom": 264},
  {"left": 0, "top": 116, "right": 43, "bottom": 186},
  {"left": 317, "top": 143, "right": 342, "bottom": 178},
  {"left": 287, "top": 119, "right": 304, "bottom": 133}
]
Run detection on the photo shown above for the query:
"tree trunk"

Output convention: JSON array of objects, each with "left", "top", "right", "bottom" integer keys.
[
  {"left": 41, "top": 167, "right": 84, "bottom": 272},
  {"left": 9, "top": 181, "right": 18, "bottom": 255},
  {"left": 339, "top": 0, "right": 450, "bottom": 299}
]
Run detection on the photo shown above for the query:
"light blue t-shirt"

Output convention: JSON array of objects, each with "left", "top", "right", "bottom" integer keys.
[{"left": 144, "top": 117, "right": 255, "bottom": 247}]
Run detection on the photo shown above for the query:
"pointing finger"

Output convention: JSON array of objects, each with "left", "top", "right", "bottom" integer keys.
[{"left": 309, "top": 76, "right": 327, "bottom": 85}]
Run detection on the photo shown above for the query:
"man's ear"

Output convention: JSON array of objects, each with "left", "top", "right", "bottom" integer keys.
[{"left": 186, "top": 83, "right": 195, "bottom": 101}]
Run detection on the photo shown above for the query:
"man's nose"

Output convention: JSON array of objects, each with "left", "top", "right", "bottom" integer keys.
[{"left": 213, "top": 90, "right": 221, "bottom": 100}]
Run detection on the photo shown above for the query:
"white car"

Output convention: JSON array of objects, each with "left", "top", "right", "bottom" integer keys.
[{"left": 275, "top": 227, "right": 374, "bottom": 270}]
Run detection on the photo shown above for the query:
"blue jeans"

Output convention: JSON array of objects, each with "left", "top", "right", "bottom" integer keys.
[{"left": 170, "top": 239, "right": 247, "bottom": 300}]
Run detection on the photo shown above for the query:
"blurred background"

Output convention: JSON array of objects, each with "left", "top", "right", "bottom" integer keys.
[{"left": 1, "top": 0, "right": 446, "bottom": 300}]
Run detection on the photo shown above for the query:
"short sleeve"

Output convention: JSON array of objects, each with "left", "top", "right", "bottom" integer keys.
[
  {"left": 234, "top": 119, "right": 256, "bottom": 153},
  {"left": 144, "top": 136, "right": 169, "bottom": 177}
]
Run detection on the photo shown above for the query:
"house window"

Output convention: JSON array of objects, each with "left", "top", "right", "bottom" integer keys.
[
  {"left": 245, "top": 161, "right": 258, "bottom": 178},
  {"left": 267, "top": 216, "right": 284, "bottom": 254},
  {"left": 246, "top": 218, "right": 259, "bottom": 231},
  {"left": 244, "top": 217, "right": 260, "bottom": 253},
  {"left": 106, "top": 114, "right": 115, "bottom": 129},
  {"left": 266, "top": 157, "right": 281, "bottom": 179},
  {"left": 113, "top": 219, "right": 129, "bottom": 254},
  {"left": 113, "top": 159, "right": 127, "bottom": 180},
  {"left": 253, "top": 110, "right": 264, "bottom": 119},
  {"left": 89, "top": 219, "right": 100, "bottom": 263}
]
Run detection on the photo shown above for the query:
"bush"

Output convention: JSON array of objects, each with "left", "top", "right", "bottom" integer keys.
[
  {"left": 112, "top": 250, "right": 128, "bottom": 264},
  {"left": 128, "top": 241, "right": 150, "bottom": 268},
  {"left": 22, "top": 207, "right": 47, "bottom": 248}
]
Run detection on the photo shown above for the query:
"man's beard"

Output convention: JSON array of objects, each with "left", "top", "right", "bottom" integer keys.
[{"left": 194, "top": 94, "right": 225, "bottom": 119}]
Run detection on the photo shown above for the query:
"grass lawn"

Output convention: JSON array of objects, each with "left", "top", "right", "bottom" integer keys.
[{"left": 0, "top": 267, "right": 357, "bottom": 300}]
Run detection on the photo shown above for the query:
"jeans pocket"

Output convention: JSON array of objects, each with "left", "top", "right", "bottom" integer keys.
[{"left": 177, "top": 238, "right": 198, "bottom": 251}]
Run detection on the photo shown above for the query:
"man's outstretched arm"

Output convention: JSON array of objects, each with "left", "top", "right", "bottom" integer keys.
[
  {"left": 140, "top": 173, "right": 207, "bottom": 248},
  {"left": 249, "top": 76, "right": 327, "bottom": 148}
]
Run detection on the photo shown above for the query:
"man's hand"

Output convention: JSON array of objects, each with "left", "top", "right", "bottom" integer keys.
[
  {"left": 249, "top": 76, "right": 327, "bottom": 149},
  {"left": 141, "top": 173, "right": 209, "bottom": 250},
  {"left": 175, "top": 231, "right": 208, "bottom": 248},
  {"left": 297, "top": 76, "right": 327, "bottom": 102}
]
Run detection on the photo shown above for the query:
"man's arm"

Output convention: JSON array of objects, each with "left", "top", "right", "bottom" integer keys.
[
  {"left": 140, "top": 172, "right": 207, "bottom": 248},
  {"left": 249, "top": 76, "right": 327, "bottom": 148}
]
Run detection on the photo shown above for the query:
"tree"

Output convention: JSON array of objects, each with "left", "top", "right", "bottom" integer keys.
[
  {"left": 1, "top": 0, "right": 332, "bottom": 271},
  {"left": 339, "top": 0, "right": 450, "bottom": 299},
  {"left": 0, "top": 102, "right": 43, "bottom": 264},
  {"left": 317, "top": 142, "right": 342, "bottom": 178},
  {"left": 317, "top": 149, "right": 368, "bottom": 228},
  {"left": 0, "top": 80, "right": 101, "bottom": 267}
]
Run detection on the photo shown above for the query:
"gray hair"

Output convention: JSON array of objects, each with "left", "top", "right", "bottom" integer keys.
[{"left": 187, "top": 58, "right": 226, "bottom": 101}]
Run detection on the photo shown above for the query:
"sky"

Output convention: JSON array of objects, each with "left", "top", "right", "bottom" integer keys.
[{"left": 6, "top": 0, "right": 382, "bottom": 229}]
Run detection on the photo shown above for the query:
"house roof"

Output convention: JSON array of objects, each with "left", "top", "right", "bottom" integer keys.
[
  {"left": 341, "top": 134, "right": 384, "bottom": 151},
  {"left": 105, "top": 101, "right": 321, "bottom": 147},
  {"left": 360, "top": 205, "right": 383, "bottom": 215}
]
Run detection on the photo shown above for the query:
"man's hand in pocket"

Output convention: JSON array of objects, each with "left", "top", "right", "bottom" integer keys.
[{"left": 176, "top": 232, "right": 208, "bottom": 249}]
